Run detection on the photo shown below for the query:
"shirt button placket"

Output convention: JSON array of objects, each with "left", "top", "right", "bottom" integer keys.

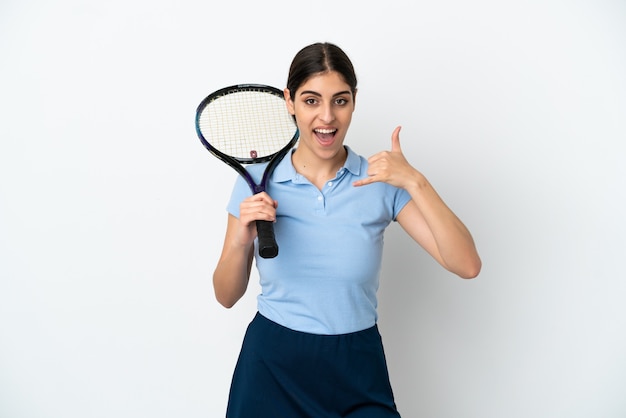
[{"left": 316, "top": 193, "right": 325, "bottom": 213}]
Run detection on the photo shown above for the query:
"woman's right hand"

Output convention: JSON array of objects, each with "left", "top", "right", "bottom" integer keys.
[{"left": 235, "top": 192, "right": 278, "bottom": 246}]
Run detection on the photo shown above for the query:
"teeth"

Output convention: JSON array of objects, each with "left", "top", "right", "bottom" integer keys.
[{"left": 315, "top": 129, "right": 336, "bottom": 134}]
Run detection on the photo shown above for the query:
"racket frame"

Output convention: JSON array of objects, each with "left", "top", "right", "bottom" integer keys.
[{"left": 195, "top": 83, "right": 299, "bottom": 258}]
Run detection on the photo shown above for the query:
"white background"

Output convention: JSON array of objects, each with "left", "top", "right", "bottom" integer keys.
[{"left": 1, "top": 0, "right": 625, "bottom": 417}]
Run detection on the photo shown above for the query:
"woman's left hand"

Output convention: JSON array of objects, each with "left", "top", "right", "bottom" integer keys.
[{"left": 352, "top": 126, "right": 419, "bottom": 189}]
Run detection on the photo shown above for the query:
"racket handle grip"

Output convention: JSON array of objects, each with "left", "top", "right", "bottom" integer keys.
[{"left": 256, "top": 220, "right": 279, "bottom": 259}]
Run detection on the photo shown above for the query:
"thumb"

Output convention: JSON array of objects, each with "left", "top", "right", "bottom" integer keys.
[{"left": 391, "top": 126, "right": 402, "bottom": 152}]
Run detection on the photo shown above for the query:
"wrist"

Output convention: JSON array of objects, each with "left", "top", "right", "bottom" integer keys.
[{"left": 403, "top": 170, "right": 430, "bottom": 194}]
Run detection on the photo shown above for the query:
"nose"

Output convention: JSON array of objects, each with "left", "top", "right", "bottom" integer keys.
[{"left": 319, "top": 102, "right": 335, "bottom": 124}]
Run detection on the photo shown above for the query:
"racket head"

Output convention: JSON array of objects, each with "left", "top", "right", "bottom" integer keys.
[{"left": 195, "top": 84, "right": 299, "bottom": 168}]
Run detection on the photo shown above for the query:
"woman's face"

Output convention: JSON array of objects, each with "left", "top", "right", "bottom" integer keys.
[{"left": 284, "top": 71, "right": 356, "bottom": 163}]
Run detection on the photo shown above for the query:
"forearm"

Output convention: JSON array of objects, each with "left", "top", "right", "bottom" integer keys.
[{"left": 403, "top": 173, "right": 481, "bottom": 278}]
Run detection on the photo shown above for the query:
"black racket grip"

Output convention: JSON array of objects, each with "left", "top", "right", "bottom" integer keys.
[{"left": 256, "top": 220, "right": 278, "bottom": 258}]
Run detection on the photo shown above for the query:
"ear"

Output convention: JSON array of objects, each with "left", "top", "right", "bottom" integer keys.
[{"left": 283, "top": 88, "right": 295, "bottom": 115}]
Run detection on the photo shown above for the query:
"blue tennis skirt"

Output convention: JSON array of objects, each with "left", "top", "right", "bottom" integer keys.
[{"left": 226, "top": 312, "right": 401, "bottom": 417}]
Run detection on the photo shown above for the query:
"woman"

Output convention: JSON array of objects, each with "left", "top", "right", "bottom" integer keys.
[{"left": 214, "top": 42, "right": 481, "bottom": 417}]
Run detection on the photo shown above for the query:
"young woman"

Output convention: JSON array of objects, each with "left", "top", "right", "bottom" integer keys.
[{"left": 214, "top": 42, "right": 481, "bottom": 417}]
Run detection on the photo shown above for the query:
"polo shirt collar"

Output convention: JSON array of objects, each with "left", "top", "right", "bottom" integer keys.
[{"left": 273, "top": 145, "right": 361, "bottom": 183}]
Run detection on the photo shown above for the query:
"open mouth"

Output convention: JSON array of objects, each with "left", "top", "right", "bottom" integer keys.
[{"left": 314, "top": 128, "right": 337, "bottom": 144}]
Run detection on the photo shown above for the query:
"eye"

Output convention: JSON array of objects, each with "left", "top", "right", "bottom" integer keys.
[
  {"left": 304, "top": 97, "right": 318, "bottom": 105},
  {"left": 335, "top": 98, "right": 348, "bottom": 106}
]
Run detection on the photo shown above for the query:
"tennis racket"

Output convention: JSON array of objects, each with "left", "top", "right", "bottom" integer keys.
[{"left": 195, "top": 84, "right": 299, "bottom": 259}]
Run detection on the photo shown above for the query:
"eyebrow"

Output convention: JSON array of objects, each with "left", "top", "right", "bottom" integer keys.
[{"left": 299, "top": 90, "right": 352, "bottom": 97}]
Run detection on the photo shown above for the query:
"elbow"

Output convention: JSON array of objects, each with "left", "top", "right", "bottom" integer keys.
[
  {"left": 214, "top": 281, "right": 245, "bottom": 308},
  {"left": 217, "top": 298, "right": 235, "bottom": 309},
  {"left": 447, "top": 252, "right": 481, "bottom": 279},
  {"left": 214, "top": 291, "right": 240, "bottom": 309},
  {"left": 213, "top": 271, "right": 247, "bottom": 309},
  {"left": 458, "top": 257, "right": 482, "bottom": 279},
  {"left": 459, "top": 268, "right": 480, "bottom": 279}
]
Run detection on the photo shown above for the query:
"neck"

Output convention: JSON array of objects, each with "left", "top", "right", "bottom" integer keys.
[{"left": 292, "top": 147, "right": 347, "bottom": 189}]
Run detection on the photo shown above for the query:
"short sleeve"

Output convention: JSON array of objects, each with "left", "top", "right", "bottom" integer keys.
[
  {"left": 226, "top": 175, "right": 252, "bottom": 218},
  {"left": 392, "top": 187, "right": 412, "bottom": 221}
]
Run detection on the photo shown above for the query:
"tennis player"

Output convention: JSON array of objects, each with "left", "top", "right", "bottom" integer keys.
[{"left": 213, "top": 42, "right": 482, "bottom": 417}]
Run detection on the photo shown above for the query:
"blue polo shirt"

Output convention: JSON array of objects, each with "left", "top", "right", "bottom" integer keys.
[{"left": 226, "top": 146, "right": 411, "bottom": 335}]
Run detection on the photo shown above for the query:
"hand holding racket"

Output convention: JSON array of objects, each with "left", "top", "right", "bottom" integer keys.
[{"left": 195, "top": 84, "right": 299, "bottom": 258}]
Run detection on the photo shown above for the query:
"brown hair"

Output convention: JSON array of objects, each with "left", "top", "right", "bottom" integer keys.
[{"left": 286, "top": 42, "right": 357, "bottom": 100}]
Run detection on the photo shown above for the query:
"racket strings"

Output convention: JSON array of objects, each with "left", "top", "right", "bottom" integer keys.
[{"left": 198, "top": 90, "right": 295, "bottom": 161}]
